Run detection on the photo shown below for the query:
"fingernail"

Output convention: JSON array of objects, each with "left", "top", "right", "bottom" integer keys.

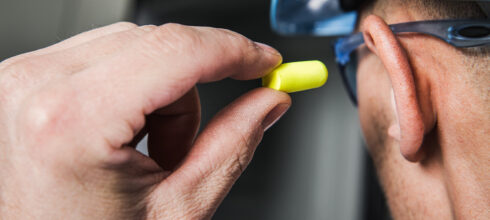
[
  {"left": 262, "top": 103, "right": 290, "bottom": 132},
  {"left": 255, "top": 42, "right": 281, "bottom": 57}
]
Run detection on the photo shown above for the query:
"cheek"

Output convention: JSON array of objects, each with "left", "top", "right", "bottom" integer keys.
[{"left": 356, "top": 55, "right": 394, "bottom": 155}]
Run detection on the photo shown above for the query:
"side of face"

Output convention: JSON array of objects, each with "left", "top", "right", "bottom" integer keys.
[
  {"left": 357, "top": 45, "right": 393, "bottom": 157},
  {"left": 356, "top": 41, "right": 454, "bottom": 219},
  {"left": 354, "top": 11, "right": 456, "bottom": 219},
  {"left": 356, "top": 6, "right": 490, "bottom": 217}
]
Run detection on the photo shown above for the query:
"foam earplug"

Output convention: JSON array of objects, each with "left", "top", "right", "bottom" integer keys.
[{"left": 262, "top": 60, "right": 328, "bottom": 93}]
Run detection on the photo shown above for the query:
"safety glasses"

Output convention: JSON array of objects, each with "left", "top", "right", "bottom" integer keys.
[{"left": 334, "top": 19, "right": 490, "bottom": 105}]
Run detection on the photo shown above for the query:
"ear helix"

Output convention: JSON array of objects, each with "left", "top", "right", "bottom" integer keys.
[{"left": 361, "top": 15, "right": 426, "bottom": 162}]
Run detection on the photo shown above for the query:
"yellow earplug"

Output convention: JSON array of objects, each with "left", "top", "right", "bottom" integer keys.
[{"left": 262, "top": 60, "right": 328, "bottom": 93}]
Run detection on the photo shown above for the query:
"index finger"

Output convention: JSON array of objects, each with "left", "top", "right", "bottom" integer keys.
[
  {"left": 76, "top": 23, "right": 281, "bottom": 110},
  {"left": 65, "top": 23, "right": 282, "bottom": 148}
]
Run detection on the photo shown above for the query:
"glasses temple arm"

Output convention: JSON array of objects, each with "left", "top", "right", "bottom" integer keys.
[{"left": 334, "top": 33, "right": 364, "bottom": 65}]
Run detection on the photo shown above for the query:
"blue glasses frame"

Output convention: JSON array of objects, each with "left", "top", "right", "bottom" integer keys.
[{"left": 334, "top": 19, "right": 490, "bottom": 105}]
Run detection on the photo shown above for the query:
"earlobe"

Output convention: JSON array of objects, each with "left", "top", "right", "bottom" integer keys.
[{"left": 361, "top": 15, "right": 430, "bottom": 162}]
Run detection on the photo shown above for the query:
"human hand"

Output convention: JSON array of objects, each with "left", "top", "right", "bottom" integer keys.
[{"left": 0, "top": 22, "right": 291, "bottom": 219}]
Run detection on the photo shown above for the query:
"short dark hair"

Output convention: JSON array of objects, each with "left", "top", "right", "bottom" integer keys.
[{"left": 358, "top": 0, "right": 486, "bottom": 19}]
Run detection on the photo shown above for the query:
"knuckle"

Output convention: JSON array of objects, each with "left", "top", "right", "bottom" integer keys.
[
  {"left": 15, "top": 86, "right": 90, "bottom": 164},
  {"left": 160, "top": 22, "right": 184, "bottom": 31},
  {"left": 223, "top": 29, "right": 254, "bottom": 49},
  {"left": 143, "top": 23, "right": 201, "bottom": 56},
  {"left": 222, "top": 149, "right": 250, "bottom": 179},
  {"left": 219, "top": 30, "right": 256, "bottom": 64},
  {"left": 2, "top": 57, "right": 47, "bottom": 82},
  {"left": 0, "top": 60, "right": 35, "bottom": 103},
  {"left": 139, "top": 24, "right": 157, "bottom": 32},
  {"left": 0, "top": 55, "right": 25, "bottom": 72},
  {"left": 235, "top": 133, "right": 254, "bottom": 168},
  {"left": 1, "top": 56, "right": 42, "bottom": 79},
  {"left": 18, "top": 87, "right": 74, "bottom": 141},
  {"left": 111, "top": 21, "right": 137, "bottom": 30},
  {"left": 5, "top": 59, "right": 37, "bottom": 76},
  {"left": 233, "top": 150, "right": 249, "bottom": 174},
  {"left": 231, "top": 32, "right": 255, "bottom": 51},
  {"left": 221, "top": 129, "right": 261, "bottom": 177}
]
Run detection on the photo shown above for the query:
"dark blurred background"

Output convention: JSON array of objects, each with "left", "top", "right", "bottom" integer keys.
[{"left": 0, "top": 0, "right": 389, "bottom": 219}]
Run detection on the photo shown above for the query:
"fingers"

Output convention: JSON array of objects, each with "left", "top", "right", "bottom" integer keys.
[
  {"left": 147, "top": 87, "right": 201, "bottom": 171},
  {"left": 63, "top": 23, "right": 282, "bottom": 150},
  {"left": 75, "top": 23, "right": 282, "bottom": 112},
  {"left": 185, "top": 88, "right": 290, "bottom": 180},
  {"left": 190, "top": 26, "right": 283, "bottom": 81},
  {"left": 13, "top": 22, "right": 283, "bottom": 171},
  {"left": 150, "top": 88, "right": 290, "bottom": 219}
]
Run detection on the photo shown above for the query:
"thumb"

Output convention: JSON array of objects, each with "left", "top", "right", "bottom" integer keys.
[{"left": 149, "top": 88, "right": 290, "bottom": 219}]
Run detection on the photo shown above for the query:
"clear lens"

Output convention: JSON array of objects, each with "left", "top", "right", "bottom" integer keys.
[
  {"left": 344, "top": 52, "right": 358, "bottom": 101},
  {"left": 271, "top": 0, "right": 357, "bottom": 36},
  {"left": 338, "top": 51, "right": 358, "bottom": 105}
]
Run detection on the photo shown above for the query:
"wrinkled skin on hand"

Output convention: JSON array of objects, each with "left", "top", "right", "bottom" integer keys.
[{"left": 0, "top": 22, "right": 291, "bottom": 219}]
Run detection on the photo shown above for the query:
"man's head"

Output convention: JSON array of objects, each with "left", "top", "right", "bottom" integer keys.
[{"left": 354, "top": 0, "right": 489, "bottom": 218}]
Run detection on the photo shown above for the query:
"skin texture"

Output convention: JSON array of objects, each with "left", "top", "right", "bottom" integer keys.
[
  {"left": 357, "top": 4, "right": 490, "bottom": 220},
  {"left": 0, "top": 23, "right": 291, "bottom": 219}
]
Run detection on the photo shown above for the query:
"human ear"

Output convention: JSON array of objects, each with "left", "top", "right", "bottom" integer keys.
[{"left": 360, "top": 15, "right": 434, "bottom": 162}]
